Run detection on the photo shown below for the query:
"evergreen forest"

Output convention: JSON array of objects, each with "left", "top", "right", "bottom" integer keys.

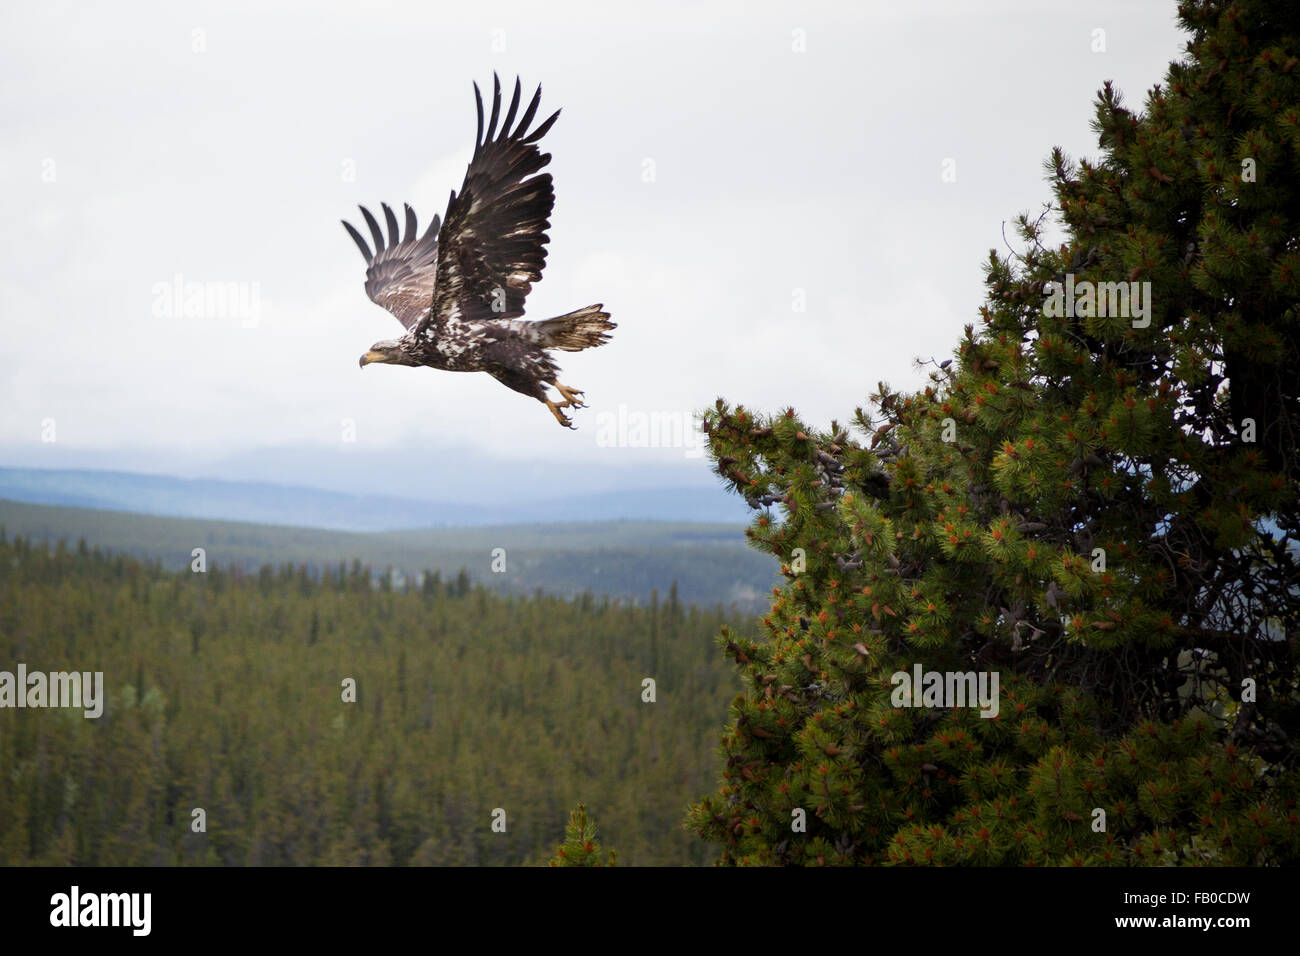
[{"left": 0, "top": 532, "right": 747, "bottom": 866}]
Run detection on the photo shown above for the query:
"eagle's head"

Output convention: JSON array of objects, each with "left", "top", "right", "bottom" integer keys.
[{"left": 359, "top": 338, "right": 417, "bottom": 368}]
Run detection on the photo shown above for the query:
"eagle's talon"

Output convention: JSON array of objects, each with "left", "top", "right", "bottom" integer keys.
[
  {"left": 546, "top": 399, "right": 577, "bottom": 428},
  {"left": 554, "top": 383, "right": 586, "bottom": 408}
]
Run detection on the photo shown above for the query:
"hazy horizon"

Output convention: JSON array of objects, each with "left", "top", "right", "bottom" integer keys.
[{"left": 2, "top": 1, "right": 1188, "bottom": 502}]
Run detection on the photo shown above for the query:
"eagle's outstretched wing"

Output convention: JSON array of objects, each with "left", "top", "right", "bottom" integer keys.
[
  {"left": 422, "top": 75, "right": 560, "bottom": 335},
  {"left": 342, "top": 202, "right": 441, "bottom": 331}
]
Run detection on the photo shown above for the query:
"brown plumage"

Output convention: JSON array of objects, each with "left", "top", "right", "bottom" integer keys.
[{"left": 344, "top": 74, "right": 614, "bottom": 428}]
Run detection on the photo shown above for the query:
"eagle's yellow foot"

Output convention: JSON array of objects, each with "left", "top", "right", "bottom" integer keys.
[
  {"left": 554, "top": 383, "right": 586, "bottom": 408},
  {"left": 545, "top": 399, "right": 576, "bottom": 429}
]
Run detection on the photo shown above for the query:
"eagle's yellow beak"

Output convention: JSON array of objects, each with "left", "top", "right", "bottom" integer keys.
[{"left": 360, "top": 350, "right": 388, "bottom": 368}]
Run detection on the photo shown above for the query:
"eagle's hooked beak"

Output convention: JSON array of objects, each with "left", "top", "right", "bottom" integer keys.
[{"left": 359, "top": 350, "right": 388, "bottom": 368}]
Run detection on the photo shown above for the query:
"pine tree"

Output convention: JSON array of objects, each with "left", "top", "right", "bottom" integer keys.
[
  {"left": 548, "top": 804, "right": 617, "bottom": 866},
  {"left": 688, "top": 0, "right": 1300, "bottom": 866}
]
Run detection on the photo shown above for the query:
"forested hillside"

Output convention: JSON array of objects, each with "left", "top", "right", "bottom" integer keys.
[
  {"left": 0, "top": 499, "right": 775, "bottom": 612},
  {"left": 0, "top": 531, "right": 749, "bottom": 865}
]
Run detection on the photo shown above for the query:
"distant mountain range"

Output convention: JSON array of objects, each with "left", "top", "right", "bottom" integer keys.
[
  {"left": 0, "top": 466, "right": 750, "bottom": 531},
  {"left": 0, "top": 498, "right": 777, "bottom": 612},
  {"left": 0, "top": 465, "right": 778, "bottom": 610}
]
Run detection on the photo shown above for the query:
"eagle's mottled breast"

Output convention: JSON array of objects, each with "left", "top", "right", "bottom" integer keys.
[{"left": 411, "top": 319, "right": 495, "bottom": 371}]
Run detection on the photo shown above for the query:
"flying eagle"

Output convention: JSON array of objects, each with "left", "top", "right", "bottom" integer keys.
[{"left": 343, "top": 75, "right": 614, "bottom": 428}]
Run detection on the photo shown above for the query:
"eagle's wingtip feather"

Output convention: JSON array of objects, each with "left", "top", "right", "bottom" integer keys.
[
  {"left": 342, "top": 220, "right": 373, "bottom": 261},
  {"left": 403, "top": 203, "right": 418, "bottom": 243},
  {"left": 485, "top": 73, "right": 503, "bottom": 146},
  {"left": 381, "top": 203, "right": 400, "bottom": 247},
  {"left": 501, "top": 76, "right": 522, "bottom": 137},
  {"left": 359, "top": 205, "right": 386, "bottom": 255}
]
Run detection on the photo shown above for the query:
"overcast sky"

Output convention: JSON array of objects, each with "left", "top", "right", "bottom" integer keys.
[{"left": 0, "top": 1, "right": 1189, "bottom": 505}]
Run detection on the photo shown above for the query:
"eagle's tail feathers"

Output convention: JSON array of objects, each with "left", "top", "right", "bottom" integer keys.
[{"left": 536, "top": 304, "right": 615, "bottom": 352}]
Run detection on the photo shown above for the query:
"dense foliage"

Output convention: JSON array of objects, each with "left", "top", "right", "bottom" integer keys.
[
  {"left": 688, "top": 0, "right": 1300, "bottom": 865},
  {"left": 548, "top": 803, "right": 617, "bottom": 866},
  {"left": 0, "top": 532, "right": 744, "bottom": 865}
]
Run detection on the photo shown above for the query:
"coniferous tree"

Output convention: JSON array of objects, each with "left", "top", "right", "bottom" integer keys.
[
  {"left": 549, "top": 804, "right": 617, "bottom": 866},
  {"left": 688, "top": 0, "right": 1300, "bottom": 865}
]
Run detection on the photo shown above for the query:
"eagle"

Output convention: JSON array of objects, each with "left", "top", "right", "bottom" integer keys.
[{"left": 343, "top": 75, "right": 614, "bottom": 428}]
